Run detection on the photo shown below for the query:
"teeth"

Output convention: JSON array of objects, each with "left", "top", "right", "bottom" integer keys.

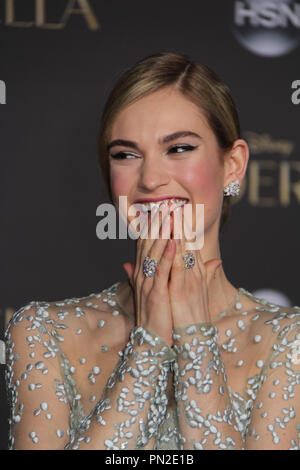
[{"left": 137, "top": 198, "right": 188, "bottom": 214}]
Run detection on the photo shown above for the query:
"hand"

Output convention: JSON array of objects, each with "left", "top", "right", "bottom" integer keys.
[
  {"left": 168, "top": 206, "right": 222, "bottom": 327},
  {"left": 123, "top": 204, "right": 176, "bottom": 347}
]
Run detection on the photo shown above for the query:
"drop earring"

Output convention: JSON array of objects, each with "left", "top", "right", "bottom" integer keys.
[{"left": 223, "top": 179, "right": 240, "bottom": 197}]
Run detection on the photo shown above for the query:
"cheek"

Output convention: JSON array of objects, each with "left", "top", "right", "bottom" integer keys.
[
  {"left": 180, "top": 160, "right": 222, "bottom": 231},
  {"left": 180, "top": 161, "right": 219, "bottom": 202},
  {"left": 110, "top": 170, "right": 131, "bottom": 199}
]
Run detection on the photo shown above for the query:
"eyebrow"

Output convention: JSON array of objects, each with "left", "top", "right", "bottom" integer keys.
[{"left": 106, "top": 131, "right": 202, "bottom": 152}]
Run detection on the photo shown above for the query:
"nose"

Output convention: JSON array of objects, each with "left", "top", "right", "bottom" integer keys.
[{"left": 138, "top": 157, "right": 171, "bottom": 192}]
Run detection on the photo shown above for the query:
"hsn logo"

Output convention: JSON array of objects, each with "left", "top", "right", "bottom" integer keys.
[{"left": 231, "top": 0, "right": 300, "bottom": 57}]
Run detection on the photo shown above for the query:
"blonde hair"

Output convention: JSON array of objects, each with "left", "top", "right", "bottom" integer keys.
[{"left": 97, "top": 51, "right": 241, "bottom": 232}]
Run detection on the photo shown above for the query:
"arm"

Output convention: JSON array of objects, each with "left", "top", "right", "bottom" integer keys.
[
  {"left": 5, "top": 303, "right": 176, "bottom": 450},
  {"left": 5, "top": 303, "right": 72, "bottom": 449},
  {"left": 245, "top": 314, "right": 300, "bottom": 450},
  {"left": 172, "top": 321, "right": 244, "bottom": 450}
]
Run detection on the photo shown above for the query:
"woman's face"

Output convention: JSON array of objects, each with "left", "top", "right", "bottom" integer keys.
[{"left": 108, "top": 87, "right": 227, "bottom": 240}]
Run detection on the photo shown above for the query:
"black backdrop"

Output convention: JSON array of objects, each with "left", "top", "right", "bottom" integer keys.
[{"left": 0, "top": 0, "right": 299, "bottom": 450}]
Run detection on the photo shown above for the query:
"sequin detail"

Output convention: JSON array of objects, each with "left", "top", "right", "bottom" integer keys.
[{"left": 4, "top": 282, "right": 300, "bottom": 450}]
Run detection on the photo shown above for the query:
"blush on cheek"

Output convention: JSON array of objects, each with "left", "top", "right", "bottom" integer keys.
[
  {"left": 183, "top": 163, "right": 217, "bottom": 204},
  {"left": 182, "top": 163, "right": 222, "bottom": 236},
  {"left": 110, "top": 172, "right": 129, "bottom": 201}
]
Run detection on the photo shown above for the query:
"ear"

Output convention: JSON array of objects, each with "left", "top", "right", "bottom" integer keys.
[{"left": 223, "top": 138, "right": 249, "bottom": 188}]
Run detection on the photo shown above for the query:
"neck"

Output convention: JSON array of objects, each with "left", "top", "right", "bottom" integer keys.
[
  {"left": 187, "top": 221, "right": 239, "bottom": 320},
  {"left": 207, "top": 266, "right": 239, "bottom": 320}
]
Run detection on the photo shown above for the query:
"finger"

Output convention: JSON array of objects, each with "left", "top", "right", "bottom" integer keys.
[
  {"left": 136, "top": 204, "right": 170, "bottom": 287},
  {"left": 152, "top": 238, "right": 176, "bottom": 292},
  {"left": 180, "top": 206, "right": 206, "bottom": 278},
  {"left": 138, "top": 206, "right": 172, "bottom": 316},
  {"left": 176, "top": 206, "right": 197, "bottom": 278},
  {"left": 134, "top": 204, "right": 162, "bottom": 277},
  {"left": 141, "top": 202, "right": 171, "bottom": 257},
  {"left": 170, "top": 206, "right": 183, "bottom": 278},
  {"left": 169, "top": 236, "right": 185, "bottom": 289},
  {"left": 149, "top": 201, "right": 171, "bottom": 242},
  {"left": 142, "top": 204, "right": 172, "bottom": 285},
  {"left": 134, "top": 206, "right": 161, "bottom": 279},
  {"left": 148, "top": 203, "right": 172, "bottom": 260}
]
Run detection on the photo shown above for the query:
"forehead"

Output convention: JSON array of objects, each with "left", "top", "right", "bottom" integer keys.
[{"left": 110, "top": 88, "right": 211, "bottom": 139}]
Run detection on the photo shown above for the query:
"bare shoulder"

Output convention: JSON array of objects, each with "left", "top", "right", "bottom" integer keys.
[
  {"left": 244, "top": 299, "right": 300, "bottom": 378},
  {"left": 5, "top": 282, "right": 134, "bottom": 366},
  {"left": 259, "top": 302, "right": 300, "bottom": 364},
  {"left": 249, "top": 300, "right": 300, "bottom": 340},
  {"left": 229, "top": 288, "right": 300, "bottom": 337},
  {"left": 5, "top": 283, "right": 136, "bottom": 422},
  {"left": 214, "top": 291, "right": 300, "bottom": 395}
]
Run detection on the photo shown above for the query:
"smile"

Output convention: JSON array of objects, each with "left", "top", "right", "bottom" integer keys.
[{"left": 135, "top": 198, "right": 189, "bottom": 214}]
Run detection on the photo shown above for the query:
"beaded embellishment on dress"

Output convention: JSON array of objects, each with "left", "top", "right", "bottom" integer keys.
[{"left": 4, "top": 281, "right": 300, "bottom": 449}]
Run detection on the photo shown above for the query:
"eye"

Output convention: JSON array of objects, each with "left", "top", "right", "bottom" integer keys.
[
  {"left": 169, "top": 144, "right": 197, "bottom": 153},
  {"left": 109, "top": 152, "right": 140, "bottom": 160},
  {"left": 109, "top": 144, "right": 197, "bottom": 160},
  {"left": 167, "top": 144, "right": 197, "bottom": 154}
]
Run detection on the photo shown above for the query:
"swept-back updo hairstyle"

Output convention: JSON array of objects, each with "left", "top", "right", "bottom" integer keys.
[{"left": 97, "top": 51, "right": 241, "bottom": 233}]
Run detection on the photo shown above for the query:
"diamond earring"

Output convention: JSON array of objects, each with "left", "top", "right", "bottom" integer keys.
[{"left": 223, "top": 179, "right": 240, "bottom": 197}]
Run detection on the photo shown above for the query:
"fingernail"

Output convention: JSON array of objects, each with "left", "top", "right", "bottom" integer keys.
[{"left": 161, "top": 201, "right": 169, "bottom": 211}]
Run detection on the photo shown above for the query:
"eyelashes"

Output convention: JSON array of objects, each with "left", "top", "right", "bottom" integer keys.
[{"left": 109, "top": 144, "right": 198, "bottom": 160}]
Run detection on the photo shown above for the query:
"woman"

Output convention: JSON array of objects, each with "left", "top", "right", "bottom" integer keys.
[{"left": 5, "top": 52, "right": 300, "bottom": 450}]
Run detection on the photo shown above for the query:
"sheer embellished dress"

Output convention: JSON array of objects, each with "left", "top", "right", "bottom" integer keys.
[{"left": 5, "top": 281, "right": 300, "bottom": 450}]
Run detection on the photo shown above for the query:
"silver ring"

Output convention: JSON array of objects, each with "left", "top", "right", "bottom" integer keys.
[
  {"left": 143, "top": 256, "right": 158, "bottom": 278},
  {"left": 183, "top": 252, "right": 195, "bottom": 269}
]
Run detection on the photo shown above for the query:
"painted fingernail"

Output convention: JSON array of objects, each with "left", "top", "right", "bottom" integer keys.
[{"left": 163, "top": 202, "right": 170, "bottom": 211}]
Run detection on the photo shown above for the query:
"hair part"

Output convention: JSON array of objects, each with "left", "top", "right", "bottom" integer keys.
[{"left": 97, "top": 51, "right": 241, "bottom": 233}]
